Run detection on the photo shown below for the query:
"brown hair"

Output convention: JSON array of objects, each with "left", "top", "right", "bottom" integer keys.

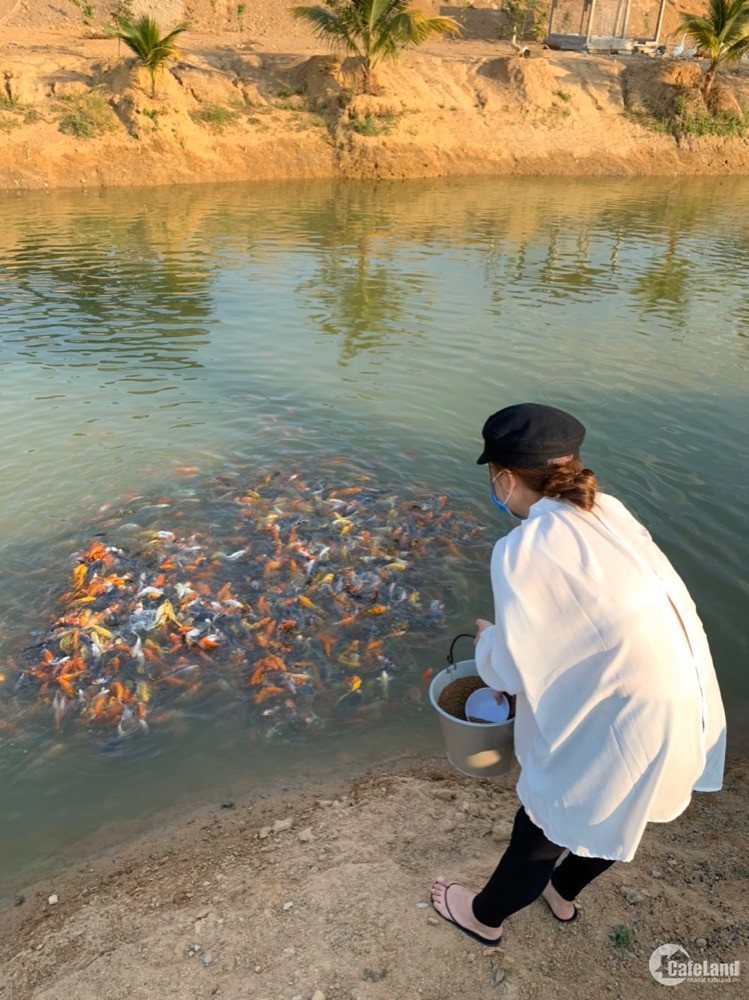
[{"left": 503, "top": 457, "right": 598, "bottom": 512}]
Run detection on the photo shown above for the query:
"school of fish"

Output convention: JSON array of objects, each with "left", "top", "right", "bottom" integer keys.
[{"left": 15, "top": 462, "right": 485, "bottom": 742}]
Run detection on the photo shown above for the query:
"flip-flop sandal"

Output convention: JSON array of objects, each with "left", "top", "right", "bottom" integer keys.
[
  {"left": 543, "top": 897, "right": 579, "bottom": 923},
  {"left": 431, "top": 882, "right": 503, "bottom": 948}
]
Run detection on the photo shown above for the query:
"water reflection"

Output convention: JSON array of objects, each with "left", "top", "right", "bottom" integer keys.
[
  {"left": 630, "top": 232, "right": 691, "bottom": 323},
  {"left": 0, "top": 215, "right": 214, "bottom": 373},
  {"left": 300, "top": 233, "right": 426, "bottom": 362}
]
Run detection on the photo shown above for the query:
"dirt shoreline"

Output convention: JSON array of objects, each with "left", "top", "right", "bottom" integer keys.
[
  {"left": 1, "top": 752, "right": 747, "bottom": 1000},
  {"left": 1, "top": 22, "right": 749, "bottom": 191}
]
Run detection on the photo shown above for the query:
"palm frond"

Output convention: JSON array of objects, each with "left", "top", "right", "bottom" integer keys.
[
  {"left": 291, "top": 6, "right": 364, "bottom": 57},
  {"left": 292, "top": 1, "right": 461, "bottom": 79},
  {"left": 725, "top": 32, "right": 749, "bottom": 59},
  {"left": 370, "top": 9, "right": 461, "bottom": 62}
]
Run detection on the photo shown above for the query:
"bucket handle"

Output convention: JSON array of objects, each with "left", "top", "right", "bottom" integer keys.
[{"left": 447, "top": 633, "right": 476, "bottom": 674}]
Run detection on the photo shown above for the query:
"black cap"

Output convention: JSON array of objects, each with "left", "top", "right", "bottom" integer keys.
[{"left": 477, "top": 403, "right": 586, "bottom": 468}]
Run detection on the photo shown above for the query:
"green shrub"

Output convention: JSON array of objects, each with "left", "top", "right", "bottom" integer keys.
[
  {"left": 625, "top": 96, "right": 748, "bottom": 139},
  {"left": 58, "top": 90, "right": 118, "bottom": 139},
  {"left": 0, "top": 94, "right": 39, "bottom": 127},
  {"left": 350, "top": 111, "right": 397, "bottom": 136},
  {"left": 671, "top": 97, "right": 747, "bottom": 137},
  {"left": 71, "top": 0, "right": 95, "bottom": 25},
  {"left": 610, "top": 925, "right": 634, "bottom": 950},
  {"left": 190, "top": 104, "right": 239, "bottom": 132}
]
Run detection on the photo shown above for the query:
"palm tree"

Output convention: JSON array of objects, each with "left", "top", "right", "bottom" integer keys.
[
  {"left": 681, "top": 0, "right": 749, "bottom": 95},
  {"left": 112, "top": 15, "right": 189, "bottom": 97},
  {"left": 291, "top": 0, "right": 461, "bottom": 92}
]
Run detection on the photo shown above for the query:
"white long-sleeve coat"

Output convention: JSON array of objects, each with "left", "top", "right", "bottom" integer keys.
[{"left": 474, "top": 493, "right": 727, "bottom": 862}]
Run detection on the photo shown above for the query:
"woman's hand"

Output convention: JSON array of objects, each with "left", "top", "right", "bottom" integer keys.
[{"left": 474, "top": 618, "right": 492, "bottom": 645}]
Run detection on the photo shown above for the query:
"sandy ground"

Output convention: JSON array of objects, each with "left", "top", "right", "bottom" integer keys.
[
  {"left": 0, "top": 2, "right": 748, "bottom": 189},
  {"left": 1, "top": 753, "right": 747, "bottom": 1000}
]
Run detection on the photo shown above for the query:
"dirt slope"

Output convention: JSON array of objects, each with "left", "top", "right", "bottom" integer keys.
[{"left": 1, "top": 24, "right": 749, "bottom": 192}]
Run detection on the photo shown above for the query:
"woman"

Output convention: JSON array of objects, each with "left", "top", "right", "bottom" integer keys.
[{"left": 431, "top": 402, "right": 727, "bottom": 946}]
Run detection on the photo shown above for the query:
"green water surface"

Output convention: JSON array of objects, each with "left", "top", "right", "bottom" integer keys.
[{"left": 0, "top": 176, "right": 747, "bottom": 897}]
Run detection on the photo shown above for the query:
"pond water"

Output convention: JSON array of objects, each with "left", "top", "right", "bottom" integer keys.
[{"left": 0, "top": 176, "right": 747, "bottom": 898}]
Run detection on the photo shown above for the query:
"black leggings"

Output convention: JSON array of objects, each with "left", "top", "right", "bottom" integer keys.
[{"left": 472, "top": 805, "right": 617, "bottom": 928}]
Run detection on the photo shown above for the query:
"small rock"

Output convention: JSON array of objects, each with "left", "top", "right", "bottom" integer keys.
[
  {"left": 434, "top": 789, "right": 455, "bottom": 801},
  {"left": 282, "top": 947, "right": 296, "bottom": 957},
  {"left": 483, "top": 947, "right": 499, "bottom": 956},
  {"left": 282, "top": 901, "right": 294, "bottom": 911},
  {"left": 14, "top": 894, "right": 24, "bottom": 906},
  {"left": 220, "top": 801, "right": 235, "bottom": 810},
  {"left": 468, "top": 953, "right": 475, "bottom": 963},
  {"left": 317, "top": 799, "right": 333, "bottom": 807},
  {"left": 273, "top": 817, "right": 293, "bottom": 833},
  {"left": 202, "top": 955, "right": 213, "bottom": 966},
  {"left": 258, "top": 826, "right": 271, "bottom": 839},
  {"left": 415, "top": 902, "right": 429, "bottom": 909},
  {"left": 490, "top": 967, "right": 505, "bottom": 986},
  {"left": 254, "top": 964, "right": 261, "bottom": 973},
  {"left": 619, "top": 885, "right": 644, "bottom": 904},
  {"left": 651, "top": 869, "right": 664, "bottom": 878},
  {"left": 696, "top": 937, "right": 708, "bottom": 948},
  {"left": 427, "top": 917, "right": 439, "bottom": 926},
  {"left": 47, "top": 894, "right": 58, "bottom": 906},
  {"left": 298, "top": 827, "right": 314, "bottom": 843},
  {"left": 311, "top": 991, "right": 326, "bottom": 1000}
]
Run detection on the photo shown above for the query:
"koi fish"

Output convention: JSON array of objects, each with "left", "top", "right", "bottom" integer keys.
[{"left": 335, "top": 675, "right": 362, "bottom": 705}]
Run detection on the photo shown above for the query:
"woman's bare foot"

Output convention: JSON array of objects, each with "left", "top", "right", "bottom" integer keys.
[
  {"left": 430, "top": 876, "right": 503, "bottom": 943},
  {"left": 542, "top": 880, "right": 575, "bottom": 920}
]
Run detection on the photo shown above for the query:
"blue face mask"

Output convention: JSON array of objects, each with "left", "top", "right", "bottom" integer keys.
[{"left": 490, "top": 470, "right": 525, "bottom": 520}]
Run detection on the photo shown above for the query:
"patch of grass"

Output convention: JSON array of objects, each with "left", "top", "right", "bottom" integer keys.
[
  {"left": 554, "top": 89, "right": 572, "bottom": 102},
  {"left": 674, "top": 109, "right": 747, "bottom": 137},
  {"left": 190, "top": 104, "right": 239, "bottom": 132},
  {"left": 610, "top": 925, "right": 635, "bottom": 950},
  {"left": 141, "top": 107, "right": 162, "bottom": 131},
  {"left": 277, "top": 86, "right": 306, "bottom": 99},
  {"left": 732, "top": 864, "right": 749, "bottom": 879},
  {"left": 534, "top": 102, "right": 572, "bottom": 127},
  {"left": 624, "top": 97, "right": 748, "bottom": 139},
  {"left": 0, "top": 93, "right": 40, "bottom": 127},
  {"left": 58, "top": 91, "right": 118, "bottom": 139},
  {"left": 623, "top": 105, "right": 670, "bottom": 134},
  {"left": 350, "top": 110, "right": 398, "bottom": 136},
  {"left": 275, "top": 89, "right": 309, "bottom": 112}
]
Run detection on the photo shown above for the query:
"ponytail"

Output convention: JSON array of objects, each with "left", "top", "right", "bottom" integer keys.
[{"left": 509, "top": 458, "right": 598, "bottom": 511}]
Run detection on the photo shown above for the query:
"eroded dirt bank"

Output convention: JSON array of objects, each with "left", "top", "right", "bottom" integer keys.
[
  {"left": 1, "top": 755, "right": 747, "bottom": 1000},
  {"left": 1, "top": 27, "right": 749, "bottom": 191}
]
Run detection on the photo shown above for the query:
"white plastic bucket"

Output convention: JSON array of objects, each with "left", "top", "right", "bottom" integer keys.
[{"left": 429, "top": 647, "right": 515, "bottom": 779}]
